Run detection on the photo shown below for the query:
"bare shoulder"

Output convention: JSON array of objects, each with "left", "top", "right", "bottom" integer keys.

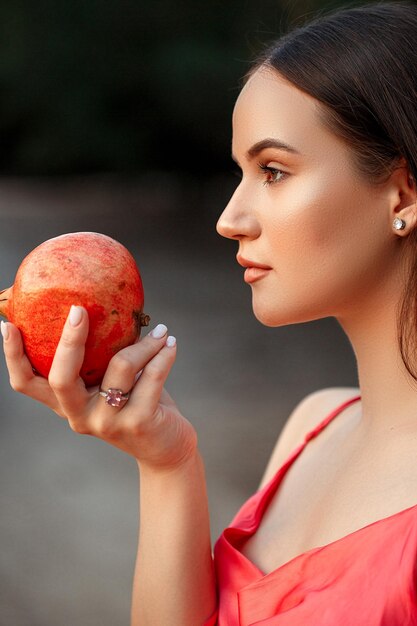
[{"left": 257, "top": 386, "right": 360, "bottom": 490}]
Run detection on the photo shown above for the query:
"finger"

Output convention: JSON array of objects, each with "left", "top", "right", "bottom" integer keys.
[
  {"left": 1, "top": 321, "right": 61, "bottom": 411},
  {"left": 97, "top": 323, "right": 169, "bottom": 414},
  {"left": 126, "top": 335, "right": 177, "bottom": 421},
  {"left": 48, "top": 305, "right": 91, "bottom": 418}
]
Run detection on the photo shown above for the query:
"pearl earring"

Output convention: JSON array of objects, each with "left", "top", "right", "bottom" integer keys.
[{"left": 393, "top": 217, "right": 406, "bottom": 230}]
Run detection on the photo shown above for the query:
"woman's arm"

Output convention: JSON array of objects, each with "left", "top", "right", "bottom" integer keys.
[
  {"left": 1, "top": 309, "right": 217, "bottom": 625},
  {"left": 132, "top": 452, "right": 216, "bottom": 626}
]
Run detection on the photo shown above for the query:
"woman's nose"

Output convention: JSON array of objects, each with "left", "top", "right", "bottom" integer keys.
[{"left": 216, "top": 187, "right": 260, "bottom": 240}]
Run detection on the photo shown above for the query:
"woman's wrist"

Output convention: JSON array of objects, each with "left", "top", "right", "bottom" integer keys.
[{"left": 136, "top": 444, "right": 201, "bottom": 477}]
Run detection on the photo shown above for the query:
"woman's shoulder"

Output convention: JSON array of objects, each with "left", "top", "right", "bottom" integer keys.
[{"left": 258, "top": 386, "right": 360, "bottom": 490}]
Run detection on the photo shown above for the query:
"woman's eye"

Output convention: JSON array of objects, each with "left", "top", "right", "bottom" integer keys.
[
  {"left": 231, "top": 163, "right": 287, "bottom": 186},
  {"left": 258, "top": 162, "right": 287, "bottom": 186}
]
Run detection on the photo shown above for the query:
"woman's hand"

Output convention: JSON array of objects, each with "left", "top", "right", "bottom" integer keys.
[{"left": 1, "top": 306, "right": 197, "bottom": 471}]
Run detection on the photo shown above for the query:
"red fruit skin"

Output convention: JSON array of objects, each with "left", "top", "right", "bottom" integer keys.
[{"left": 4, "top": 232, "right": 146, "bottom": 387}]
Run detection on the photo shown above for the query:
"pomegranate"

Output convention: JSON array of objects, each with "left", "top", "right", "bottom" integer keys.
[{"left": 0, "top": 232, "right": 150, "bottom": 386}]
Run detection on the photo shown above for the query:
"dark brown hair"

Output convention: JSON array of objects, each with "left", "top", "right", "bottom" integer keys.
[{"left": 247, "top": 1, "right": 417, "bottom": 382}]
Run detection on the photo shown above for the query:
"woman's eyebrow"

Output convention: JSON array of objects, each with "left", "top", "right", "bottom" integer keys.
[{"left": 232, "top": 137, "right": 301, "bottom": 164}]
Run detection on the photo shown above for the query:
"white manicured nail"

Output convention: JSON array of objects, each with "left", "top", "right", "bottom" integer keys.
[
  {"left": 166, "top": 336, "right": 176, "bottom": 348},
  {"left": 1, "top": 320, "right": 9, "bottom": 341},
  {"left": 150, "top": 324, "right": 168, "bottom": 339},
  {"left": 69, "top": 305, "right": 83, "bottom": 327}
]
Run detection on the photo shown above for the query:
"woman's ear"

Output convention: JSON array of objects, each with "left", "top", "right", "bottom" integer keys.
[{"left": 389, "top": 159, "right": 417, "bottom": 236}]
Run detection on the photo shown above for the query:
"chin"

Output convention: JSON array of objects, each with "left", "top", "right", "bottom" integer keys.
[
  {"left": 251, "top": 298, "right": 322, "bottom": 328},
  {"left": 252, "top": 304, "right": 288, "bottom": 328}
]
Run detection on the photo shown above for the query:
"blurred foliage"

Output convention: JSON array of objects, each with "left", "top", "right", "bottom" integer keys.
[{"left": 0, "top": 0, "right": 391, "bottom": 176}]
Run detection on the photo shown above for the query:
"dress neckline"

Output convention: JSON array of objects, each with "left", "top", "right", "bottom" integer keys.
[
  {"left": 253, "top": 499, "right": 417, "bottom": 579},
  {"left": 236, "top": 394, "right": 417, "bottom": 578}
]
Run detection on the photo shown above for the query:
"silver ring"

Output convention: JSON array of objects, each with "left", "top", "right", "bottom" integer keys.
[{"left": 99, "top": 387, "right": 130, "bottom": 407}]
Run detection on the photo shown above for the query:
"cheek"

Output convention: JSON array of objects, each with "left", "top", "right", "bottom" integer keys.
[
  {"left": 266, "top": 173, "right": 359, "bottom": 267},
  {"left": 254, "top": 177, "right": 386, "bottom": 325}
]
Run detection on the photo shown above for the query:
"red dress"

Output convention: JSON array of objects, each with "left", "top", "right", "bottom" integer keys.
[{"left": 204, "top": 394, "right": 417, "bottom": 625}]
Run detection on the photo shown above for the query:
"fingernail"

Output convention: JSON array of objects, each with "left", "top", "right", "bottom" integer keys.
[
  {"left": 1, "top": 320, "right": 9, "bottom": 341},
  {"left": 69, "top": 305, "right": 83, "bottom": 327},
  {"left": 166, "top": 335, "right": 176, "bottom": 348},
  {"left": 149, "top": 323, "right": 168, "bottom": 339}
]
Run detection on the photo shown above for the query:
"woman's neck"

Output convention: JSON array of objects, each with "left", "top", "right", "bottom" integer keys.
[{"left": 337, "top": 281, "right": 417, "bottom": 437}]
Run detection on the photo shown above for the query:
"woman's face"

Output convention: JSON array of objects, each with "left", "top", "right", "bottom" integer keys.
[{"left": 216, "top": 67, "right": 397, "bottom": 327}]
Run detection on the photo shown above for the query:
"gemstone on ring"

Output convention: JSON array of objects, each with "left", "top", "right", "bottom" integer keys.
[{"left": 99, "top": 387, "right": 129, "bottom": 407}]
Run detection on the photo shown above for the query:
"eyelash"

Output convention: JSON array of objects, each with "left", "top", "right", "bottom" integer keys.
[
  {"left": 232, "top": 163, "right": 287, "bottom": 186},
  {"left": 257, "top": 162, "right": 287, "bottom": 186}
]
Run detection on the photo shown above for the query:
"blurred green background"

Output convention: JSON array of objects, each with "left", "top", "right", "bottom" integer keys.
[{"left": 0, "top": 0, "right": 354, "bottom": 178}]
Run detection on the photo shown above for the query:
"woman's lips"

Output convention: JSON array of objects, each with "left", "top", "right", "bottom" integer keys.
[
  {"left": 236, "top": 255, "right": 272, "bottom": 283},
  {"left": 244, "top": 267, "right": 271, "bottom": 283}
]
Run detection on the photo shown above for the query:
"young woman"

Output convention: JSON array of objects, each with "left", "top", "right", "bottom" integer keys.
[{"left": 3, "top": 1, "right": 417, "bottom": 624}]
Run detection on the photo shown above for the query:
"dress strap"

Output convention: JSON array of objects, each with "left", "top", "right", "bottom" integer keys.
[
  {"left": 303, "top": 393, "right": 362, "bottom": 443},
  {"left": 246, "top": 393, "right": 362, "bottom": 531}
]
